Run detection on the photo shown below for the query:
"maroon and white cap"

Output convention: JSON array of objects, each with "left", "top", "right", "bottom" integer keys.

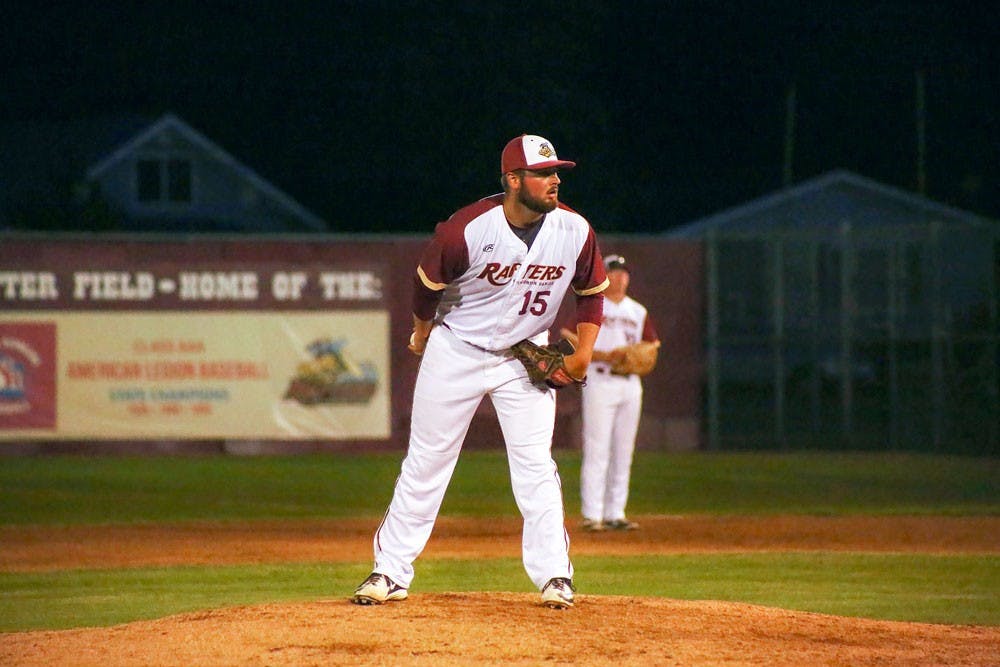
[
  {"left": 501, "top": 134, "right": 577, "bottom": 174},
  {"left": 604, "top": 254, "right": 629, "bottom": 273}
]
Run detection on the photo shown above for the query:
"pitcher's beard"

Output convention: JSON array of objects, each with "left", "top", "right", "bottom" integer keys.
[{"left": 518, "top": 189, "right": 558, "bottom": 215}]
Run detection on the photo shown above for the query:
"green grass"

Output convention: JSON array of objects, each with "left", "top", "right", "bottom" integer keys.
[
  {"left": 0, "top": 454, "right": 403, "bottom": 525},
  {"left": 0, "top": 450, "right": 997, "bottom": 631},
  {"left": 1, "top": 451, "right": 996, "bottom": 526},
  {"left": 617, "top": 450, "right": 1000, "bottom": 516},
  {"left": 0, "top": 562, "right": 366, "bottom": 632},
  {"left": 1, "top": 554, "right": 996, "bottom": 631},
  {"left": 573, "top": 553, "right": 1000, "bottom": 625}
]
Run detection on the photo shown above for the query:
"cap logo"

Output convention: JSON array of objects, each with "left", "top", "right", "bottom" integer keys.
[{"left": 537, "top": 142, "right": 555, "bottom": 158}]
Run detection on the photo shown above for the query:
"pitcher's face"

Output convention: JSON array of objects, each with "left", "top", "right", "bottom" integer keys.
[{"left": 517, "top": 168, "right": 562, "bottom": 214}]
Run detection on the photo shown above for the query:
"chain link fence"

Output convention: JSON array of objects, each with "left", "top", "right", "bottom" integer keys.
[{"left": 704, "top": 221, "right": 998, "bottom": 454}]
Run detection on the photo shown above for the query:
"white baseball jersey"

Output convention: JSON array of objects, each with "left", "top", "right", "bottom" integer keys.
[
  {"left": 591, "top": 295, "right": 655, "bottom": 370},
  {"left": 417, "top": 194, "right": 607, "bottom": 351}
]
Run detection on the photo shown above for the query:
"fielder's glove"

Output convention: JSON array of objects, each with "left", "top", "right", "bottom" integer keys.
[
  {"left": 510, "top": 338, "right": 585, "bottom": 389},
  {"left": 610, "top": 341, "right": 661, "bottom": 376}
]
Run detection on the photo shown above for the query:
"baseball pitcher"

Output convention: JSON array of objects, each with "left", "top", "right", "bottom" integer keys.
[{"left": 352, "top": 134, "right": 608, "bottom": 609}]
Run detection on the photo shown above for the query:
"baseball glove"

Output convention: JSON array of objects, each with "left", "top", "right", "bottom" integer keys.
[
  {"left": 510, "top": 338, "right": 584, "bottom": 389},
  {"left": 610, "top": 341, "right": 661, "bottom": 376}
]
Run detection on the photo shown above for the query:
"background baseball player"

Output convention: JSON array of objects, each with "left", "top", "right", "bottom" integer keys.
[
  {"left": 562, "top": 254, "right": 659, "bottom": 531},
  {"left": 352, "top": 134, "right": 608, "bottom": 609}
]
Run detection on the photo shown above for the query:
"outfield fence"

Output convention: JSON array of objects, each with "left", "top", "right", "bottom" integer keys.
[
  {"left": 704, "top": 221, "right": 999, "bottom": 455},
  {"left": 0, "top": 234, "right": 705, "bottom": 454}
]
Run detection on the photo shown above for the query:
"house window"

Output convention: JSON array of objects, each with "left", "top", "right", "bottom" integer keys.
[
  {"left": 135, "top": 157, "right": 193, "bottom": 204},
  {"left": 167, "top": 159, "right": 192, "bottom": 202},
  {"left": 137, "top": 160, "right": 161, "bottom": 202}
]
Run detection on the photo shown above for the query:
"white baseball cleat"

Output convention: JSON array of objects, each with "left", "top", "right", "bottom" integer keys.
[
  {"left": 540, "top": 577, "right": 575, "bottom": 609},
  {"left": 605, "top": 518, "right": 640, "bottom": 531},
  {"left": 581, "top": 518, "right": 606, "bottom": 532},
  {"left": 352, "top": 572, "right": 408, "bottom": 605}
]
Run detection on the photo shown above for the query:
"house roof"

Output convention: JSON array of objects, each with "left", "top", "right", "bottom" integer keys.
[
  {"left": 665, "top": 170, "right": 998, "bottom": 239},
  {"left": 0, "top": 113, "right": 325, "bottom": 232},
  {"left": 86, "top": 114, "right": 325, "bottom": 231}
]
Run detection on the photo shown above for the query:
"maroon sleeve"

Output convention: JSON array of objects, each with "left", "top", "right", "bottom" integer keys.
[
  {"left": 574, "top": 292, "right": 604, "bottom": 326},
  {"left": 412, "top": 275, "right": 443, "bottom": 321},
  {"left": 641, "top": 313, "right": 659, "bottom": 342},
  {"left": 413, "top": 227, "right": 469, "bottom": 320},
  {"left": 417, "top": 219, "right": 471, "bottom": 288},
  {"left": 411, "top": 211, "right": 476, "bottom": 319},
  {"left": 571, "top": 226, "right": 608, "bottom": 295}
]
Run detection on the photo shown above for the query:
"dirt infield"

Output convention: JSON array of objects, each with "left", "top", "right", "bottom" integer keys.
[
  {"left": 3, "top": 515, "right": 998, "bottom": 572},
  {"left": 2, "top": 515, "right": 998, "bottom": 666},
  {"left": 4, "top": 595, "right": 998, "bottom": 666}
]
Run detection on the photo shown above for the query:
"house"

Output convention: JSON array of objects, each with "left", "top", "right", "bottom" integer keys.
[
  {"left": 666, "top": 169, "right": 998, "bottom": 240},
  {"left": 0, "top": 113, "right": 326, "bottom": 233},
  {"left": 666, "top": 169, "right": 999, "bottom": 454}
]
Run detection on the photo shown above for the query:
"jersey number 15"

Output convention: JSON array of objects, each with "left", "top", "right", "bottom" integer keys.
[{"left": 518, "top": 290, "right": 551, "bottom": 316}]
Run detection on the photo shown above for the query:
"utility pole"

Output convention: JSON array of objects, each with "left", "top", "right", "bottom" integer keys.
[
  {"left": 916, "top": 69, "right": 927, "bottom": 195},
  {"left": 783, "top": 83, "right": 796, "bottom": 187}
]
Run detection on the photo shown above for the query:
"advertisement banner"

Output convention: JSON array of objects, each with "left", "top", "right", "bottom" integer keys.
[{"left": 0, "top": 312, "right": 390, "bottom": 440}]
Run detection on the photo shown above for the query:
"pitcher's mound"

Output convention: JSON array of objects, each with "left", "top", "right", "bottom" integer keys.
[{"left": 3, "top": 593, "right": 996, "bottom": 666}]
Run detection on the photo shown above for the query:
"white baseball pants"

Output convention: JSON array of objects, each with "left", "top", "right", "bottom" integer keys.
[
  {"left": 580, "top": 370, "right": 643, "bottom": 523},
  {"left": 372, "top": 325, "right": 573, "bottom": 590}
]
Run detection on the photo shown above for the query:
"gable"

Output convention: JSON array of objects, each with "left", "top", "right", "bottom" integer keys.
[
  {"left": 86, "top": 114, "right": 325, "bottom": 232},
  {"left": 0, "top": 113, "right": 326, "bottom": 233},
  {"left": 667, "top": 170, "right": 997, "bottom": 239}
]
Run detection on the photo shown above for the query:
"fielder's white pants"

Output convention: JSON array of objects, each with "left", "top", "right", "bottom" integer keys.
[
  {"left": 372, "top": 325, "right": 573, "bottom": 590},
  {"left": 580, "top": 369, "right": 643, "bottom": 523}
]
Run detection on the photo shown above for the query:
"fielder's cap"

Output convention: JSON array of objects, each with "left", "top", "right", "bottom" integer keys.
[
  {"left": 501, "top": 134, "right": 576, "bottom": 174},
  {"left": 604, "top": 254, "right": 629, "bottom": 272}
]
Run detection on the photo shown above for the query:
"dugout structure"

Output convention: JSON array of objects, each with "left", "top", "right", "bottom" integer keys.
[{"left": 672, "top": 171, "right": 999, "bottom": 455}]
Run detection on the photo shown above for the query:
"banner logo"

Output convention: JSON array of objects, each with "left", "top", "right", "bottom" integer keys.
[
  {"left": 0, "top": 323, "right": 57, "bottom": 429},
  {"left": 284, "top": 338, "right": 378, "bottom": 405}
]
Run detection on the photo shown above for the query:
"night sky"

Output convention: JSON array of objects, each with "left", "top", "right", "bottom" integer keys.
[{"left": 3, "top": 1, "right": 998, "bottom": 233}]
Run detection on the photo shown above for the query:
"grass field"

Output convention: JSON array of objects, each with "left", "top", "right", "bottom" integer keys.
[
  {"left": 2, "top": 450, "right": 996, "bottom": 525},
  {"left": 0, "top": 450, "right": 997, "bottom": 631}
]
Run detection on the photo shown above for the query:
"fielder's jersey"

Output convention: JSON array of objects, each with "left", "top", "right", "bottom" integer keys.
[
  {"left": 591, "top": 296, "right": 658, "bottom": 371},
  {"left": 417, "top": 194, "right": 608, "bottom": 351}
]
